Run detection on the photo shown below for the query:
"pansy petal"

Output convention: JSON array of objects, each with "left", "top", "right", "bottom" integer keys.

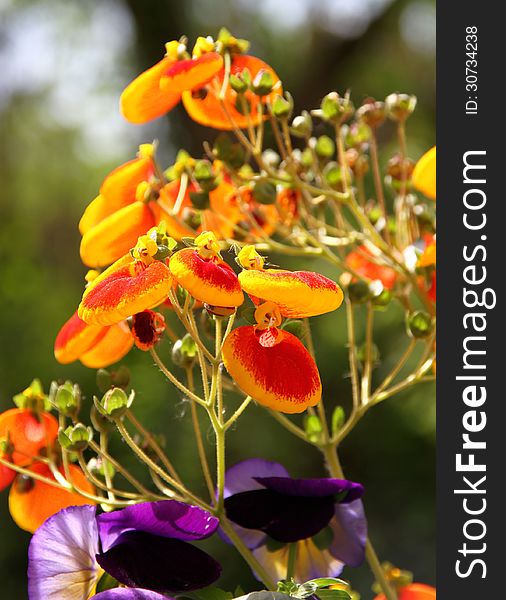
[
  {"left": 160, "top": 52, "right": 223, "bottom": 92},
  {"left": 222, "top": 326, "right": 321, "bottom": 414},
  {"left": 182, "top": 55, "right": 281, "bottom": 130},
  {"left": 169, "top": 248, "right": 244, "bottom": 307},
  {"left": 0, "top": 409, "right": 58, "bottom": 466},
  {"left": 255, "top": 476, "right": 364, "bottom": 502},
  {"left": 94, "top": 589, "right": 174, "bottom": 600},
  {"left": 28, "top": 505, "right": 99, "bottom": 600},
  {"left": 78, "top": 261, "right": 172, "bottom": 326},
  {"left": 224, "top": 488, "right": 335, "bottom": 543},
  {"left": 238, "top": 269, "right": 343, "bottom": 318},
  {"left": 80, "top": 202, "right": 156, "bottom": 268},
  {"left": 120, "top": 57, "right": 182, "bottom": 124},
  {"left": 96, "top": 531, "right": 221, "bottom": 593},
  {"left": 80, "top": 323, "right": 134, "bottom": 368},
  {"left": 412, "top": 146, "right": 436, "bottom": 200},
  {"left": 328, "top": 499, "right": 367, "bottom": 567},
  {"left": 224, "top": 458, "right": 290, "bottom": 497},
  {"left": 97, "top": 500, "right": 219, "bottom": 552},
  {"left": 374, "top": 583, "right": 436, "bottom": 600},
  {"left": 253, "top": 539, "right": 344, "bottom": 583},
  {"left": 54, "top": 311, "right": 107, "bottom": 364},
  {"left": 9, "top": 463, "right": 96, "bottom": 533}
]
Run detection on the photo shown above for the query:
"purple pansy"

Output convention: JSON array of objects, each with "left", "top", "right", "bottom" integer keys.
[
  {"left": 28, "top": 500, "right": 221, "bottom": 600},
  {"left": 222, "top": 458, "right": 367, "bottom": 582}
]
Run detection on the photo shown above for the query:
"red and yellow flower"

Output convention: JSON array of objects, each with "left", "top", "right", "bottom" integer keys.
[
  {"left": 169, "top": 231, "right": 244, "bottom": 308},
  {"left": 120, "top": 34, "right": 281, "bottom": 130},
  {"left": 237, "top": 246, "right": 343, "bottom": 318},
  {"left": 374, "top": 583, "right": 436, "bottom": 600},
  {"left": 222, "top": 302, "right": 321, "bottom": 413},
  {"left": 79, "top": 232, "right": 173, "bottom": 326},
  {"left": 412, "top": 146, "right": 436, "bottom": 201}
]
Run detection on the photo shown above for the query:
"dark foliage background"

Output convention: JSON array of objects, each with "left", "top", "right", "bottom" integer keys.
[{"left": 0, "top": 0, "right": 435, "bottom": 596}]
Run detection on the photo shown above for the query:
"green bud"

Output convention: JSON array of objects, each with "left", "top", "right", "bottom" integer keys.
[
  {"left": 407, "top": 310, "right": 434, "bottom": 338},
  {"left": 344, "top": 122, "right": 371, "bottom": 147},
  {"left": 314, "top": 135, "right": 335, "bottom": 159},
  {"left": 252, "top": 69, "right": 274, "bottom": 96},
  {"left": 49, "top": 381, "right": 81, "bottom": 417},
  {"left": 356, "top": 98, "right": 386, "bottom": 128},
  {"left": 13, "top": 378, "right": 50, "bottom": 411},
  {"left": 271, "top": 92, "right": 294, "bottom": 119},
  {"left": 214, "top": 133, "right": 246, "bottom": 169},
  {"left": 87, "top": 456, "right": 115, "bottom": 480},
  {"left": 323, "top": 161, "right": 351, "bottom": 188},
  {"left": 304, "top": 414, "right": 323, "bottom": 444},
  {"left": 90, "top": 405, "right": 115, "bottom": 433},
  {"left": 111, "top": 365, "right": 131, "bottom": 390},
  {"left": 331, "top": 406, "right": 346, "bottom": 435},
  {"left": 385, "top": 93, "right": 417, "bottom": 121},
  {"left": 189, "top": 190, "right": 211, "bottom": 210},
  {"left": 94, "top": 387, "right": 134, "bottom": 420},
  {"left": 58, "top": 423, "right": 93, "bottom": 452},
  {"left": 290, "top": 111, "right": 312, "bottom": 138},
  {"left": 301, "top": 147, "right": 313, "bottom": 167},
  {"left": 320, "top": 92, "right": 354, "bottom": 123},
  {"left": 193, "top": 159, "right": 215, "bottom": 182},
  {"left": 281, "top": 319, "right": 304, "bottom": 339},
  {"left": 357, "top": 342, "right": 380, "bottom": 365},
  {"left": 372, "top": 288, "right": 392, "bottom": 309},
  {"left": 96, "top": 369, "right": 112, "bottom": 394},
  {"left": 252, "top": 180, "right": 277, "bottom": 205},
  {"left": 172, "top": 334, "right": 198, "bottom": 369},
  {"left": 347, "top": 280, "right": 371, "bottom": 304},
  {"left": 229, "top": 73, "right": 248, "bottom": 94}
]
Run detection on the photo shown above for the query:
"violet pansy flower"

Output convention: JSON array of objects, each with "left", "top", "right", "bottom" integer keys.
[
  {"left": 28, "top": 500, "right": 221, "bottom": 600},
  {"left": 222, "top": 458, "right": 367, "bottom": 583}
]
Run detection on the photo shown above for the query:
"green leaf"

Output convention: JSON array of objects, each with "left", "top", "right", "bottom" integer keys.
[
  {"left": 180, "top": 586, "right": 233, "bottom": 600},
  {"left": 314, "top": 590, "right": 351, "bottom": 600}
]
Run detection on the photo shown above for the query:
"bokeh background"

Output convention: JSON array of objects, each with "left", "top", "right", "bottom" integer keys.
[{"left": 0, "top": 0, "right": 435, "bottom": 597}]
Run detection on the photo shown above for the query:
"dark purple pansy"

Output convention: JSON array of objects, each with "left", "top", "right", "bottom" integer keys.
[
  {"left": 28, "top": 500, "right": 221, "bottom": 600},
  {"left": 222, "top": 458, "right": 367, "bottom": 581}
]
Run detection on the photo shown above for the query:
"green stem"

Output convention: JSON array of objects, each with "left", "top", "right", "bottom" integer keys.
[{"left": 286, "top": 543, "right": 298, "bottom": 580}]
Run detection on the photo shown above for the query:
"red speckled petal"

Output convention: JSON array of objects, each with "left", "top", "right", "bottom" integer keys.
[
  {"left": 79, "top": 261, "right": 173, "bottom": 326},
  {"left": 238, "top": 269, "right": 343, "bottom": 318},
  {"left": 169, "top": 248, "right": 244, "bottom": 307},
  {"left": 222, "top": 326, "right": 321, "bottom": 413}
]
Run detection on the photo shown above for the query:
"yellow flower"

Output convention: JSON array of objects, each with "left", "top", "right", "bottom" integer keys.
[{"left": 412, "top": 146, "right": 436, "bottom": 200}]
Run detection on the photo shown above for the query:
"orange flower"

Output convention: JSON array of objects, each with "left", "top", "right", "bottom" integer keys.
[
  {"left": 8, "top": 462, "right": 95, "bottom": 533},
  {"left": 0, "top": 454, "right": 16, "bottom": 491},
  {"left": 131, "top": 310, "right": 166, "bottom": 351},
  {"left": 169, "top": 232, "right": 244, "bottom": 307},
  {"left": 0, "top": 409, "right": 58, "bottom": 467},
  {"left": 276, "top": 187, "right": 300, "bottom": 226},
  {"left": 54, "top": 310, "right": 134, "bottom": 368},
  {"left": 120, "top": 39, "right": 224, "bottom": 124},
  {"left": 182, "top": 54, "right": 281, "bottom": 130},
  {"left": 237, "top": 246, "right": 343, "bottom": 318},
  {"left": 225, "top": 185, "right": 280, "bottom": 239},
  {"left": 222, "top": 302, "right": 321, "bottom": 413},
  {"left": 374, "top": 583, "right": 436, "bottom": 600},
  {"left": 412, "top": 146, "right": 436, "bottom": 200},
  {"left": 345, "top": 245, "right": 397, "bottom": 290}
]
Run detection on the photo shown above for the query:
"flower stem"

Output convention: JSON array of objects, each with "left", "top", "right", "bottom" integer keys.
[{"left": 286, "top": 543, "right": 298, "bottom": 580}]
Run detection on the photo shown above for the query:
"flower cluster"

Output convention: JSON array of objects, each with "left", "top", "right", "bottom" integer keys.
[{"left": 1, "top": 27, "right": 436, "bottom": 600}]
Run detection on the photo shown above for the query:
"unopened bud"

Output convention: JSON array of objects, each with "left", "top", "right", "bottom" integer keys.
[
  {"left": 320, "top": 92, "right": 354, "bottom": 122},
  {"left": 49, "top": 381, "right": 81, "bottom": 417},
  {"left": 290, "top": 111, "right": 312, "bottom": 138},
  {"left": 348, "top": 280, "right": 372, "bottom": 304},
  {"left": 314, "top": 135, "right": 335, "bottom": 159},
  {"left": 252, "top": 70, "right": 274, "bottom": 96},
  {"left": 229, "top": 73, "right": 248, "bottom": 94},
  {"left": 94, "top": 387, "right": 134, "bottom": 420},
  {"left": 252, "top": 180, "right": 277, "bottom": 205},
  {"left": 271, "top": 92, "right": 293, "bottom": 119},
  {"left": 356, "top": 98, "right": 386, "bottom": 128},
  {"left": 385, "top": 93, "right": 417, "bottom": 121},
  {"left": 58, "top": 423, "right": 93, "bottom": 452},
  {"left": 304, "top": 414, "right": 323, "bottom": 444},
  {"left": 172, "top": 334, "right": 197, "bottom": 369},
  {"left": 407, "top": 311, "right": 434, "bottom": 338}
]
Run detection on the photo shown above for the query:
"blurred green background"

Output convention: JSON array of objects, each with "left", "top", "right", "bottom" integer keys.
[{"left": 0, "top": 0, "right": 435, "bottom": 597}]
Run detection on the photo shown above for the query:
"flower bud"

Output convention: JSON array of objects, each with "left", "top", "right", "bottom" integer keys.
[
  {"left": 357, "top": 342, "right": 380, "bottom": 364},
  {"left": 58, "top": 423, "right": 93, "bottom": 452},
  {"left": 193, "top": 159, "right": 215, "bottom": 183},
  {"left": 94, "top": 387, "right": 134, "bottom": 420},
  {"left": 189, "top": 190, "right": 211, "bottom": 210},
  {"left": 407, "top": 310, "right": 434, "bottom": 338},
  {"left": 252, "top": 70, "right": 274, "bottom": 96},
  {"left": 320, "top": 91, "right": 354, "bottom": 123},
  {"left": 386, "top": 154, "right": 415, "bottom": 181},
  {"left": 252, "top": 180, "right": 277, "bottom": 205},
  {"left": 171, "top": 334, "right": 198, "bottom": 369},
  {"left": 304, "top": 414, "right": 323, "bottom": 444},
  {"left": 356, "top": 98, "right": 386, "bottom": 128},
  {"left": 229, "top": 73, "right": 248, "bottom": 94},
  {"left": 290, "top": 111, "right": 312, "bottom": 138},
  {"left": 214, "top": 133, "right": 246, "bottom": 169},
  {"left": 331, "top": 406, "right": 346, "bottom": 435},
  {"left": 271, "top": 92, "right": 294, "bottom": 120},
  {"left": 314, "top": 135, "right": 335, "bottom": 159},
  {"left": 49, "top": 381, "right": 81, "bottom": 417},
  {"left": 344, "top": 122, "right": 371, "bottom": 147},
  {"left": 87, "top": 457, "right": 115, "bottom": 480},
  {"left": 372, "top": 288, "right": 393, "bottom": 309},
  {"left": 385, "top": 93, "right": 417, "bottom": 121},
  {"left": 347, "top": 280, "right": 371, "bottom": 304}
]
